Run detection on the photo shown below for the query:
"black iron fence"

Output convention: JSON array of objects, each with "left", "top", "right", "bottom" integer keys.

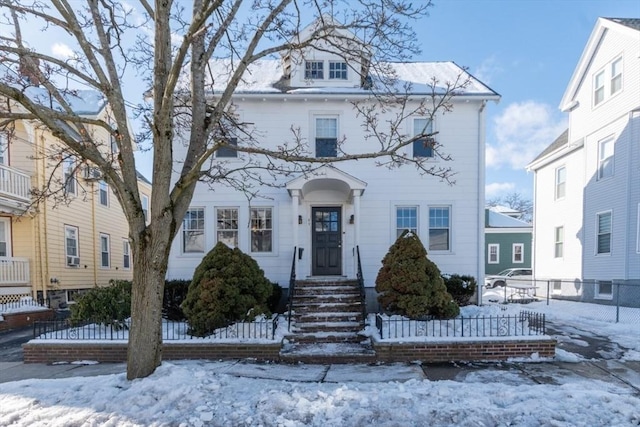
[
  {"left": 375, "top": 311, "right": 546, "bottom": 340},
  {"left": 33, "top": 316, "right": 280, "bottom": 341}
]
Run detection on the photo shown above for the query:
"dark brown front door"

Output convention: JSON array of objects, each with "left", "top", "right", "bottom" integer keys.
[{"left": 312, "top": 207, "right": 342, "bottom": 276}]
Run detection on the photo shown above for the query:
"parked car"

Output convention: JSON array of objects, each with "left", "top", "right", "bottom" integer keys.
[{"left": 485, "top": 268, "right": 533, "bottom": 288}]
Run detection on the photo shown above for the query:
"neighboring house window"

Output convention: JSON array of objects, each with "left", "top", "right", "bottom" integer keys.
[
  {"left": 488, "top": 243, "right": 499, "bottom": 264},
  {"left": 413, "top": 117, "right": 434, "bottom": 158},
  {"left": 552, "top": 280, "right": 562, "bottom": 295},
  {"left": 123, "top": 239, "right": 131, "bottom": 270},
  {"left": 598, "top": 136, "right": 614, "bottom": 180},
  {"left": 183, "top": 208, "right": 205, "bottom": 253},
  {"left": 63, "top": 157, "right": 77, "bottom": 195},
  {"left": 99, "top": 180, "right": 109, "bottom": 206},
  {"left": 594, "top": 70, "right": 605, "bottom": 105},
  {"left": 142, "top": 194, "right": 149, "bottom": 222},
  {"left": 0, "top": 132, "right": 7, "bottom": 165},
  {"left": 610, "top": 57, "right": 622, "bottom": 95},
  {"left": 596, "top": 211, "right": 612, "bottom": 254},
  {"left": 595, "top": 280, "right": 613, "bottom": 300},
  {"left": 512, "top": 243, "right": 524, "bottom": 263},
  {"left": 65, "top": 225, "right": 80, "bottom": 267},
  {"left": 396, "top": 206, "right": 418, "bottom": 238},
  {"left": 100, "top": 233, "right": 110, "bottom": 268},
  {"left": 0, "top": 219, "right": 8, "bottom": 256},
  {"left": 429, "top": 207, "right": 450, "bottom": 251},
  {"left": 315, "top": 117, "right": 338, "bottom": 158},
  {"left": 216, "top": 208, "right": 238, "bottom": 248},
  {"left": 305, "top": 61, "right": 324, "bottom": 79},
  {"left": 216, "top": 137, "right": 238, "bottom": 158},
  {"left": 329, "top": 61, "right": 347, "bottom": 79},
  {"left": 555, "top": 166, "right": 566, "bottom": 199},
  {"left": 554, "top": 226, "right": 564, "bottom": 258},
  {"left": 250, "top": 207, "right": 272, "bottom": 252}
]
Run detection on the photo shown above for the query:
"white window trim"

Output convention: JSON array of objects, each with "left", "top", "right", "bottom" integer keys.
[
  {"left": 123, "top": 239, "right": 131, "bottom": 270},
  {"left": 554, "top": 226, "right": 564, "bottom": 259},
  {"left": 328, "top": 60, "right": 348, "bottom": 80},
  {"left": 0, "top": 218, "right": 11, "bottom": 257},
  {"left": 610, "top": 56, "right": 623, "bottom": 96},
  {"left": 395, "top": 205, "right": 419, "bottom": 239},
  {"left": 249, "top": 205, "right": 276, "bottom": 256},
  {"left": 428, "top": 205, "right": 451, "bottom": 253},
  {"left": 488, "top": 243, "right": 499, "bottom": 264},
  {"left": 595, "top": 280, "right": 614, "bottom": 300},
  {"left": 65, "top": 225, "right": 80, "bottom": 268},
  {"left": 595, "top": 210, "right": 612, "bottom": 256},
  {"left": 99, "top": 180, "right": 109, "bottom": 207},
  {"left": 312, "top": 113, "right": 340, "bottom": 158},
  {"left": 304, "top": 60, "right": 325, "bottom": 80},
  {"left": 182, "top": 206, "right": 206, "bottom": 255},
  {"left": 63, "top": 157, "right": 77, "bottom": 196},
  {"left": 512, "top": 243, "right": 524, "bottom": 264},
  {"left": 593, "top": 69, "right": 605, "bottom": 106},
  {"left": 99, "top": 233, "right": 111, "bottom": 269},
  {"left": 555, "top": 166, "right": 566, "bottom": 200},
  {"left": 597, "top": 136, "right": 615, "bottom": 181},
  {"left": 0, "top": 131, "right": 8, "bottom": 165},
  {"left": 593, "top": 55, "right": 623, "bottom": 108}
]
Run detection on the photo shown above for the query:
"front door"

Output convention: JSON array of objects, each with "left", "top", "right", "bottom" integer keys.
[{"left": 312, "top": 206, "right": 342, "bottom": 276}]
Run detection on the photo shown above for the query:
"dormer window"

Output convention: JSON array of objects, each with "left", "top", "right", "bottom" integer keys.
[
  {"left": 305, "top": 61, "right": 324, "bottom": 79},
  {"left": 329, "top": 61, "right": 347, "bottom": 80}
]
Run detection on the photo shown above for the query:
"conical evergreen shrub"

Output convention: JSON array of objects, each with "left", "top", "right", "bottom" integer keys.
[
  {"left": 181, "top": 242, "right": 273, "bottom": 336},
  {"left": 375, "top": 230, "right": 459, "bottom": 319}
]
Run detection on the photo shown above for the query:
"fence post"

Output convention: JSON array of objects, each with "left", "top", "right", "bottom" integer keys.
[
  {"left": 615, "top": 281, "right": 620, "bottom": 323},
  {"left": 546, "top": 280, "right": 550, "bottom": 306}
]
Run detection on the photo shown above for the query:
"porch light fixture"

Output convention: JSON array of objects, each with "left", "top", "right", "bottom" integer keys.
[
  {"left": 298, "top": 215, "right": 303, "bottom": 225},
  {"left": 349, "top": 214, "right": 354, "bottom": 224}
]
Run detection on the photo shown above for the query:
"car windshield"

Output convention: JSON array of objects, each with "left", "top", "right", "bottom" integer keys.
[{"left": 497, "top": 269, "right": 514, "bottom": 276}]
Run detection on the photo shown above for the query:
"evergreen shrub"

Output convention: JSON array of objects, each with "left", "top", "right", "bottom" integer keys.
[
  {"left": 69, "top": 280, "right": 131, "bottom": 329},
  {"left": 443, "top": 274, "right": 477, "bottom": 307},
  {"left": 375, "top": 231, "right": 459, "bottom": 319},
  {"left": 181, "top": 242, "right": 274, "bottom": 336}
]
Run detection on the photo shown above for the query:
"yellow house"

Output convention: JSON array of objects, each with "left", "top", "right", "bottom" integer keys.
[{"left": 0, "top": 94, "right": 151, "bottom": 308}]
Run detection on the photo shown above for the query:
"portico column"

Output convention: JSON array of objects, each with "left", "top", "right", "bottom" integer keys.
[
  {"left": 353, "top": 189, "right": 362, "bottom": 248},
  {"left": 291, "top": 190, "right": 300, "bottom": 252}
]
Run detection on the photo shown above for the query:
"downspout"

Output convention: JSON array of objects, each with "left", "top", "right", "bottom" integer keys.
[
  {"left": 91, "top": 180, "right": 98, "bottom": 286},
  {"left": 34, "top": 126, "right": 49, "bottom": 299},
  {"left": 624, "top": 109, "right": 639, "bottom": 280},
  {"left": 477, "top": 100, "right": 487, "bottom": 305}
]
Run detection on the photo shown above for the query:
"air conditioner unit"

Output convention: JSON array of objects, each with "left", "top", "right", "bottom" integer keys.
[
  {"left": 83, "top": 166, "right": 102, "bottom": 180},
  {"left": 67, "top": 256, "right": 80, "bottom": 267}
]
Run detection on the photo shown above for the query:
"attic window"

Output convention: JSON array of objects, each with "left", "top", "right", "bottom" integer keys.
[
  {"left": 594, "top": 71, "right": 605, "bottom": 106},
  {"left": 329, "top": 61, "right": 347, "bottom": 80},
  {"left": 610, "top": 58, "right": 622, "bottom": 95},
  {"left": 305, "top": 61, "right": 324, "bottom": 79}
]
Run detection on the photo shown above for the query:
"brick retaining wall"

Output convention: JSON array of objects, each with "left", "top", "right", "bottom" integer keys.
[
  {"left": 23, "top": 338, "right": 555, "bottom": 364},
  {"left": 0, "top": 310, "right": 55, "bottom": 332}
]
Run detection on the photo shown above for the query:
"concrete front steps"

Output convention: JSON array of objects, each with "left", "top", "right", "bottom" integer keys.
[{"left": 281, "top": 278, "right": 375, "bottom": 363}]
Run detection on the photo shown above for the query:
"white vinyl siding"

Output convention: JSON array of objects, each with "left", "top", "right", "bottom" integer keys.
[
  {"left": 488, "top": 243, "right": 499, "bottom": 264},
  {"left": 512, "top": 243, "right": 524, "bottom": 263}
]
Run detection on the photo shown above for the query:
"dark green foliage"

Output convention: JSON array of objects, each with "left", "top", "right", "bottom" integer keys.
[
  {"left": 69, "top": 280, "right": 132, "bottom": 329},
  {"left": 375, "top": 231, "right": 459, "bottom": 319},
  {"left": 163, "top": 280, "right": 190, "bottom": 321},
  {"left": 267, "top": 282, "right": 284, "bottom": 313},
  {"left": 443, "top": 274, "right": 477, "bottom": 307},
  {"left": 181, "top": 242, "right": 274, "bottom": 336}
]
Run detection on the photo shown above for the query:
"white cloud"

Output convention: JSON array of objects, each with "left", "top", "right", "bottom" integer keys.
[
  {"left": 487, "top": 101, "right": 567, "bottom": 170},
  {"left": 474, "top": 55, "right": 503, "bottom": 85},
  {"left": 485, "top": 182, "right": 516, "bottom": 198},
  {"left": 51, "top": 42, "right": 74, "bottom": 59}
]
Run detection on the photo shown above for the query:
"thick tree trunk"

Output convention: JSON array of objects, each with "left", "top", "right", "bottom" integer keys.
[{"left": 126, "top": 234, "right": 169, "bottom": 380}]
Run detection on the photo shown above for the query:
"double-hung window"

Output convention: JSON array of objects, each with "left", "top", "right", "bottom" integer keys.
[
  {"left": 598, "top": 137, "right": 614, "bottom": 180},
  {"left": 610, "top": 58, "right": 622, "bottom": 95},
  {"left": 251, "top": 207, "right": 272, "bottom": 253},
  {"left": 488, "top": 243, "right": 499, "bottom": 264},
  {"left": 429, "top": 207, "right": 450, "bottom": 251},
  {"left": 413, "top": 117, "right": 434, "bottom": 158},
  {"left": 596, "top": 211, "right": 612, "bottom": 254},
  {"left": 65, "top": 225, "right": 80, "bottom": 267},
  {"left": 329, "top": 61, "right": 347, "bottom": 79},
  {"left": 183, "top": 208, "right": 205, "bottom": 253},
  {"left": 63, "top": 157, "right": 77, "bottom": 195},
  {"left": 555, "top": 166, "right": 566, "bottom": 199},
  {"left": 315, "top": 117, "right": 338, "bottom": 158},
  {"left": 594, "top": 70, "right": 605, "bottom": 106},
  {"left": 396, "top": 207, "right": 418, "bottom": 238},
  {"left": 123, "top": 239, "right": 131, "bottom": 269},
  {"left": 216, "top": 137, "right": 238, "bottom": 158},
  {"left": 142, "top": 194, "right": 149, "bottom": 222},
  {"left": 100, "top": 233, "right": 110, "bottom": 268},
  {"left": 99, "top": 181, "right": 109, "bottom": 206},
  {"left": 512, "top": 243, "right": 524, "bottom": 263},
  {"left": 0, "top": 132, "right": 7, "bottom": 165},
  {"left": 554, "top": 226, "right": 564, "bottom": 258},
  {"left": 216, "top": 208, "right": 238, "bottom": 247},
  {"left": 305, "top": 61, "right": 324, "bottom": 79}
]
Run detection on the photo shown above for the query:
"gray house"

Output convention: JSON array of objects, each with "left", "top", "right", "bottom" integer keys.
[{"left": 485, "top": 207, "right": 532, "bottom": 275}]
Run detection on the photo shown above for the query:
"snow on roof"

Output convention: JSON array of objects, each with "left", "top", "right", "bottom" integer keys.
[
  {"left": 22, "top": 87, "right": 107, "bottom": 115},
  {"left": 206, "top": 59, "right": 499, "bottom": 97},
  {"left": 486, "top": 209, "right": 531, "bottom": 228}
]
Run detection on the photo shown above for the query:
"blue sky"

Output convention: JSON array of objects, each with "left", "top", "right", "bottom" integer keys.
[{"left": 415, "top": 0, "right": 639, "bottom": 201}]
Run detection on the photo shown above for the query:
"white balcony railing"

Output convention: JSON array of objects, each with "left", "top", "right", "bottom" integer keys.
[
  {"left": 0, "top": 257, "right": 30, "bottom": 285},
  {"left": 0, "top": 165, "right": 31, "bottom": 203}
]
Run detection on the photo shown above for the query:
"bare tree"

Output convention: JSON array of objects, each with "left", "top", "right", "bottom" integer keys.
[
  {"left": 0, "top": 0, "right": 471, "bottom": 379},
  {"left": 487, "top": 192, "right": 533, "bottom": 223}
]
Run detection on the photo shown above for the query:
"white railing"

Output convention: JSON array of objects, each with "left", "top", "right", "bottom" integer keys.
[
  {"left": 0, "top": 165, "right": 31, "bottom": 203},
  {"left": 0, "top": 257, "right": 30, "bottom": 285}
]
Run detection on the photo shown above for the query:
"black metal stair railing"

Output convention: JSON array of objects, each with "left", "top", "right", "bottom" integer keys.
[
  {"left": 287, "top": 246, "right": 297, "bottom": 332},
  {"left": 356, "top": 245, "right": 366, "bottom": 323}
]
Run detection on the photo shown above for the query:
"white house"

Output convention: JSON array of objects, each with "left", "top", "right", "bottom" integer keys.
[
  {"left": 528, "top": 18, "right": 640, "bottom": 303},
  {"left": 166, "top": 22, "right": 500, "bottom": 310}
]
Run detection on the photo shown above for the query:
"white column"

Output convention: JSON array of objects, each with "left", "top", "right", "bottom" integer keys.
[
  {"left": 291, "top": 190, "right": 300, "bottom": 253},
  {"left": 353, "top": 190, "right": 362, "bottom": 248}
]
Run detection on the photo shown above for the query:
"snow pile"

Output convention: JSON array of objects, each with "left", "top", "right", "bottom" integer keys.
[{"left": 0, "top": 297, "right": 50, "bottom": 316}]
